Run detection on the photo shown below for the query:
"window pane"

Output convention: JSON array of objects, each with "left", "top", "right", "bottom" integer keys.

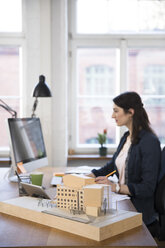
[
  {"left": 77, "top": 0, "right": 165, "bottom": 34},
  {"left": 77, "top": 48, "right": 118, "bottom": 146},
  {"left": 0, "top": 47, "right": 20, "bottom": 96},
  {"left": 128, "top": 48, "right": 165, "bottom": 143},
  {"left": 78, "top": 99, "right": 115, "bottom": 146},
  {"left": 144, "top": 98, "right": 165, "bottom": 143},
  {"left": 0, "top": 0, "right": 22, "bottom": 32},
  {"left": 128, "top": 48, "right": 165, "bottom": 95},
  {"left": 0, "top": 46, "right": 21, "bottom": 147},
  {"left": 0, "top": 99, "right": 20, "bottom": 147}
]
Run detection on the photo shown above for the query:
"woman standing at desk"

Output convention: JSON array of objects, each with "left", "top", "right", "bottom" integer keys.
[{"left": 89, "top": 91, "right": 161, "bottom": 236}]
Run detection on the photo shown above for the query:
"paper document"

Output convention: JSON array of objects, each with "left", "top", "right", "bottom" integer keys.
[
  {"left": 107, "top": 174, "right": 119, "bottom": 183},
  {"left": 67, "top": 166, "right": 101, "bottom": 174},
  {"left": 112, "top": 192, "right": 130, "bottom": 203},
  {"left": 51, "top": 176, "right": 63, "bottom": 186}
]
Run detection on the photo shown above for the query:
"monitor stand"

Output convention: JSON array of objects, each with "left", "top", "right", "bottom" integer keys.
[
  {"left": 8, "top": 160, "right": 29, "bottom": 183},
  {"left": 8, "top": 161, "right": 18, "bottom": 182}
]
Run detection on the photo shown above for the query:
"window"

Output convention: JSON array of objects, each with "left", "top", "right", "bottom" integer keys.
[
  {"left": 0, "top": 46, "right": 21, "bottom": 147},
  {"left": 0, "top": 0, "right": 22, "bottom": 151},
  {"left": 0, "top": 0, "right": 22, "bottom": 32},
  {"left": 128, "top": 48, "right": 165, "bottom": 144},
  {"left": 76, "top": 0, "right": 165, "bottom": 34},
  {"left": 77, "top": 48, "right": 118, "bottom": 146},
  {"left": 69, "top": 0, "right": 165, "bottom": 153}
]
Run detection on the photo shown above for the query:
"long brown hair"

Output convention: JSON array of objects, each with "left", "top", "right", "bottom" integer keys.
[{"left": 113, "top": 91, "right": 154, "bottom": 144}]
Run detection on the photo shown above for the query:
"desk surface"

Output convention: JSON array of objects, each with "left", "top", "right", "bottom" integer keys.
[{"left": 0, "top": 167, "right": 157, "bottom": 248}]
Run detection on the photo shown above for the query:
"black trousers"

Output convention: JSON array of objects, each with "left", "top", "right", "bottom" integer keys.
[{"left": 147, "top": 219, "right": 160, "bottom": 238}]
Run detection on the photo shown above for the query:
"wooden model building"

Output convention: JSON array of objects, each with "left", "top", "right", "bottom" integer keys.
[
  {"left": 0, "top": 173, "right": 142, "bottom": 241},
  {"left": 57, "top": 174, "right": 111, "bottom": 216}
]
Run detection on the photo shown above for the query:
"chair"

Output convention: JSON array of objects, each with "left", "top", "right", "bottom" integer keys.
[
  {"left": 155, "top": 147, "right": 165, "bottom": 241},
  {"left": 158, "top": 146, "right": 165, "bottom": 182}
]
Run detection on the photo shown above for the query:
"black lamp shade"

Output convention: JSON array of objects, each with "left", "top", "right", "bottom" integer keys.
[{"left": 32, "top": 75, "right": 52, "bottom": 97}]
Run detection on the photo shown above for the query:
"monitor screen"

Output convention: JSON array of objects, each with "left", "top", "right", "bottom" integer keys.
[{"left": 7, "top": 117, "right": 48, "bottom": 180}]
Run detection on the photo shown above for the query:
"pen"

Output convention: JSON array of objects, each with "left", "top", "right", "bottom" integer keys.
[{"left": 106, "top": 170, "right": 116, "bottom": 177}]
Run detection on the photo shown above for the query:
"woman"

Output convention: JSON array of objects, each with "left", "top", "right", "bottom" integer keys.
[{"left": 89, "top": 91, "right": 161, "bottom": 236}]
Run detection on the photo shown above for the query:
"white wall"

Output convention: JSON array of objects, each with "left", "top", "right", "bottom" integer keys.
[
  {"left": 24, "top": 0, "right": 68, "bottom": 167},
  {"left": 51, "top": 0, "right": 68, "bottom": 167}
]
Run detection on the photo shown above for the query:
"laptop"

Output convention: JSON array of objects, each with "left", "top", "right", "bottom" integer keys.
[{"left": 20, "top": 182, "right": 56, "bottom": 199}]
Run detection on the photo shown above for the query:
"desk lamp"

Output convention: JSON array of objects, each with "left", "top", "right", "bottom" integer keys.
[
  {"left": 31, "top": 75, "right": 52, "bottom": 117},
  {"left": 0, "top": 99, "right": 17, "bottom": 118}
]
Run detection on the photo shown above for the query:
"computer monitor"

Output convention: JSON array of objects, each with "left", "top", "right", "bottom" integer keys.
[{"left": 7, "top": 117, "right": 48, "bottom": 181}]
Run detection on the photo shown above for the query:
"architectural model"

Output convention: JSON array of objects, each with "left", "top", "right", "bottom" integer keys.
[
  {"left": 57, "top": 174, "right": 111, "bottom": 216},
  {"left": 0, "top": 173, "right": 142, "bottom": 241}
]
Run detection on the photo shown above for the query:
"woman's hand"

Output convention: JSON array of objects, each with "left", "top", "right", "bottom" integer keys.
[
  {"left": 86, "top": 173, "right": 95, "bottom": 178},
  {"left": 95, "top": 176, "right": 131, "bottom": 195},
  {"left": 95, "top": 176, "right": 116, "bottom": 192},
  {"left": 95, "top": 176, "right": 109, "bottom": 184}
]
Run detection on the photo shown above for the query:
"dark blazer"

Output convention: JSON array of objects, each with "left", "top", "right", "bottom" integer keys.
[{"left": 92, "top": 130, "right": 161, "bottom": 225}]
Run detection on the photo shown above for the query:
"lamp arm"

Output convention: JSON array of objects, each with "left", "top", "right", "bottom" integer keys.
[
  {"left": 31, "top": 97, "right": 38, "bottom": 118},
  {"left": 0, "top": 99, "right": 17, "bottom": 118}
]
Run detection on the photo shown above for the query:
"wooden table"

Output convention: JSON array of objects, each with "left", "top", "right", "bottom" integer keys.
[{"left": 0, "top": 167, "right": 157, "bottom": 248}]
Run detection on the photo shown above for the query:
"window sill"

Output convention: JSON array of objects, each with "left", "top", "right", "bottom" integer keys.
[
  {"left": 0, "top": 157, "right": 11, "bottom": 167},
  {"left": 67, "top": 154, "right": 112, "bottom": 160}
]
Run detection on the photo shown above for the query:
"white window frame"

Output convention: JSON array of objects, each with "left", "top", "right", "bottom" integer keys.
[
  {"left": 0, "top": 0, "right": 25, "bottom": 156},
  {"left": 68, "top": 0, "right": 165, "bottom": 154}
]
